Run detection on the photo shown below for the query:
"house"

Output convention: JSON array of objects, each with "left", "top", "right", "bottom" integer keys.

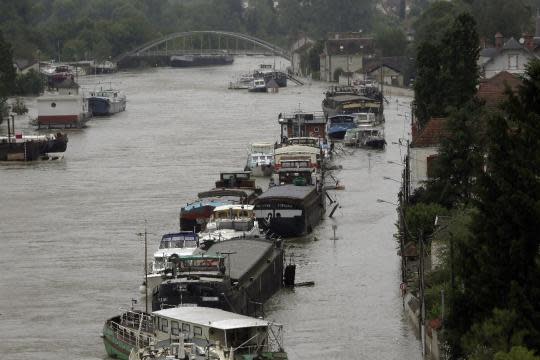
[
  {"left": 13, "top": 59, "right": 39, "bottom": 74},
  {"left": 409, "top": 117, "right": 449, "bottom": 190},
  {"left": 477, "top": 71, "right": 522, "bottom": 112},
  {"left": 363, "top": 56, "right": 409, "bottom": 87},
  {"left": 319, "top": 32, "right": 375, "bottom": 82},
  {"left": 290, "top": 35, "right": 315, "bottom": 77},
  {"left": 479, "top": 22, "right": 540, "bottom": 79}
]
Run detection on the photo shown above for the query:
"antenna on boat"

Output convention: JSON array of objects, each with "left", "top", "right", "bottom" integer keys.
[{"left": 137, "top": 220, "right": 149, "bottom": 313}]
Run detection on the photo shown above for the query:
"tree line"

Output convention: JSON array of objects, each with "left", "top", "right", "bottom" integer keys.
[{"left": 406, "top": 7, "right": 540, "bottom": 359}]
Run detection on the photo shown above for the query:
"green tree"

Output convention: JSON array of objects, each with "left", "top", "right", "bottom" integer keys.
[
  {"left": 452, "top": 59, "right": 540, "bottom": 356},
  {"left": 374, "top": 25, "right": 407, "bottom": 57},
  {"left": 495, "top": 346, "right": 540, "bottom": 360},
  {"left": 0, "top": 30, "right": 16, "bottom": 122},
  {"left": 429, "top": 100, "right": 485, "bottom": 208}
]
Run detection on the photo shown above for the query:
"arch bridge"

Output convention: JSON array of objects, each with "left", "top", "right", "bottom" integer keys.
[{"left": 114, "top": 31, "right": 291, "bottom": 66}]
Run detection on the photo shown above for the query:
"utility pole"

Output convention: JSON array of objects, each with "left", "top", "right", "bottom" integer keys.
[{"left": 419, "top": 230, "right": 426, "bottom": 357}]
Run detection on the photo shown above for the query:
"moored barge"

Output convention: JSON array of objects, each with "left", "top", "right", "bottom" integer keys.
[
  {"left": 254, "top": 184, "right": 324, "bottom": 238},
  {"left": 152, "top": 238, "right": 284, "bottom": 315}
]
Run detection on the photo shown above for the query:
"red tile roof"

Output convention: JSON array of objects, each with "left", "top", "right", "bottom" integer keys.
[
  {"left": 411, "top": 117, "right": 448, "bottom": 147},
  {"left": 477, "top": 71, "right": 522, "bottom": 111}
]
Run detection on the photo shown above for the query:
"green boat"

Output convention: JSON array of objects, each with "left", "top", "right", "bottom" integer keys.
[{"left": 102, "top": 309, "right": 153, "bottom": 360}]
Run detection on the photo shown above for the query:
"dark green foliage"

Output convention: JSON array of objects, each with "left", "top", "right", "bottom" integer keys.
[
  {"left": 413, "top": 41, "right": 446, "bottom": 127},
  {"left": 404, "top": 202, "right": 448, "bottom": 240},
  {"left": 412, "top": 1, "right": 468, "bottom": 47},
  {"left": 470, "top": 0, "right": 532, "bottom": 39},
  {"left": 449, "top": 59, "right": 540, "bottom": 356},
  {"left": 374, "top": 25, "right": 407, "bottom": 57},
  {"left": 14, "top": 69, "right": 44, "bottom": 96},
  {"left": 429, "top": 100, "right": 486, "bottom": 208},
  {"left": 0, "top": 30, "right": 16, "bottom": 99},
  {"left": 413, "top": 12, "right": 479, "bottom": 127}
]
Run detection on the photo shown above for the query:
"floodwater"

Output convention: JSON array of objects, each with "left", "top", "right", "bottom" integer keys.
[{"left": 0, "top": 57, "right": 420, "bottom": 359}]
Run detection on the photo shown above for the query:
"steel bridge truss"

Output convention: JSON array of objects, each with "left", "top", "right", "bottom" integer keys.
[{"left": 114, "top": 31, "right": 291, "bottom": 63}]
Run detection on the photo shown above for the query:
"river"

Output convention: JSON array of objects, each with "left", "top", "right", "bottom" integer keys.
[{"left": 0, "top": 56, "right": 420, "bottom": 359}]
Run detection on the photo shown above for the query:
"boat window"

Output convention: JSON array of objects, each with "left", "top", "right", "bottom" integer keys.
[
  {"left": 184, "top": 239, "right": 197, "bottom": 248},
  {"left": 160, "top": 318, "right": 168, "bottom": 332},
  {"left": 313, "top": 127, "right": 319, "bottom": 133},
  {"left": 171, "top": 321, "right": 180, "bottom": 336},
  {"left": 193, "top": 326, "right": 203, "bottom": 338},
  {"left": 51, "top": 102, "right": 56, "bottom": 108},
  {"left": 182, "top": 323, "right": 190, "bottom": 334}
]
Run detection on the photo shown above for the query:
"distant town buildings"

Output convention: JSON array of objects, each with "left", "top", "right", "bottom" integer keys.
[{"left": 319, "top": 32, "right": 375, "bottom": 82}]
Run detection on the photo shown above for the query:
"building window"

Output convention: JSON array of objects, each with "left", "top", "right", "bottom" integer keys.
[{"left": 508, "top": 54, "right": 518, "bottom": 70}]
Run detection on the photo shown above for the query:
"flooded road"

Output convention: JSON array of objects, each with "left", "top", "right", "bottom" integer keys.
[{"left": 0, "top": 57, "right": 420, "bottom": 359}]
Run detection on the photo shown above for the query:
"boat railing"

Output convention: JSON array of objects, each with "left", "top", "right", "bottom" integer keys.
[{"left": 108, "top": 318, "right": 153, "bottom": 349}]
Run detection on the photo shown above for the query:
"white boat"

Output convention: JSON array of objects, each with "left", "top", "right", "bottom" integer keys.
[
  {"left": 344, "top": 124, "right": 386, "bottom": 149},
  {"left": 248, "top": 78, "right": 267, "bottom": 92},
  {"left": 129, "top": 307, "right": 287, "bottom": 360},
  {"left": 244, "top": 142, "right": 274, "bottom": 177},
  {"left": 36, "top": 86, "right": 91, "bottom": 129},
  {"left": 198, "top": 204, "right": 261, "bottom": 247},
  {"left": 144, "top": 232, "right": 200, "bottom": 295}
]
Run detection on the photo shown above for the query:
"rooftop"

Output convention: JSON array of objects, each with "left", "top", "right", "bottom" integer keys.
[
  {"left": 154, "top": 306, "right": 269, "bottom": 330},
  {"left": 477, "top": 71, "right": 522, "bottom": 111},
  {"left": 411, "top": 117, "right": 448, "bottom": 148}
]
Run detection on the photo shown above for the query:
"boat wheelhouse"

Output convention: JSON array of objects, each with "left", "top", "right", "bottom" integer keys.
[
  {"left": 180, "top": 171, "right": 261, "bottom": 232},
  {"left": 152, "top": 238, "right": 284, "bottom": 314},
  {"left": 130, "top": 307, "right": 287, "bottom": 360},
  {"left": 326, "top": 114, "right": 357, "bottom": 141},
  {"left": 0, "top": 131, "right": 68, "bottom": 161},
  {"left": 278, "top": 111, "right": 327, "bottom": 141},
  {"left": 37, "top": 86, "right": 91, "bottom": 129},
  {"left": 245, "top": 142, "right": 274, "bottom": 177},
  {"left": 248, "top": 78, "right": 267, "bottom": 92},
  {"left": 198, "top": 204, "right": 261, "bottom": 248},
  {"left": 145, "top": 232, "right": 200, "bottom": 296},
  {"left": 274, "top": 145, "right": 321, "bottom": 171},
  {"left": 254, "top": 183, "right": 324, "bottom": 238}
]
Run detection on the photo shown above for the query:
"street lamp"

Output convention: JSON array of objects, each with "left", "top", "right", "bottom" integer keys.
[
  {"left": 387, "top": 160, "right": 405, "bottom": 167},
  {"left": 376, "top": 198, "right": 397, "bottom": 206},
  {"left": 383, "top": 176, "right": 401, "bottom": 183}
]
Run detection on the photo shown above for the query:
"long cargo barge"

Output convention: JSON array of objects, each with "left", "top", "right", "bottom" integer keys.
[
  {"left": 152, "top": 238, "right": 284, "bottom": 315},
  {"left": 254, "top": 184, "right": 324, "bottom": 238}
]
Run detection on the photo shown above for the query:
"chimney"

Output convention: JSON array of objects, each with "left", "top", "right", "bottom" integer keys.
[
  {"left": 495, "top": 32, "right": 504, "bottom": 49},
  {"left": 523, "top": 32, "right": 534, "bottom": 50}
]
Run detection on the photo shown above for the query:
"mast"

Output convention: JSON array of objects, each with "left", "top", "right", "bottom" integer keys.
[{"left": 144, "top": 221, "right": 148, "bottom": 314}]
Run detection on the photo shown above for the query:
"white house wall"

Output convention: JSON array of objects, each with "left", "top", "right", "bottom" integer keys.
[
  {"left": 410, "top": 146, "right": 438, "bottom": 190},
  {"left": 483, "top": 50, "right": 536, "bottom": 78}
]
